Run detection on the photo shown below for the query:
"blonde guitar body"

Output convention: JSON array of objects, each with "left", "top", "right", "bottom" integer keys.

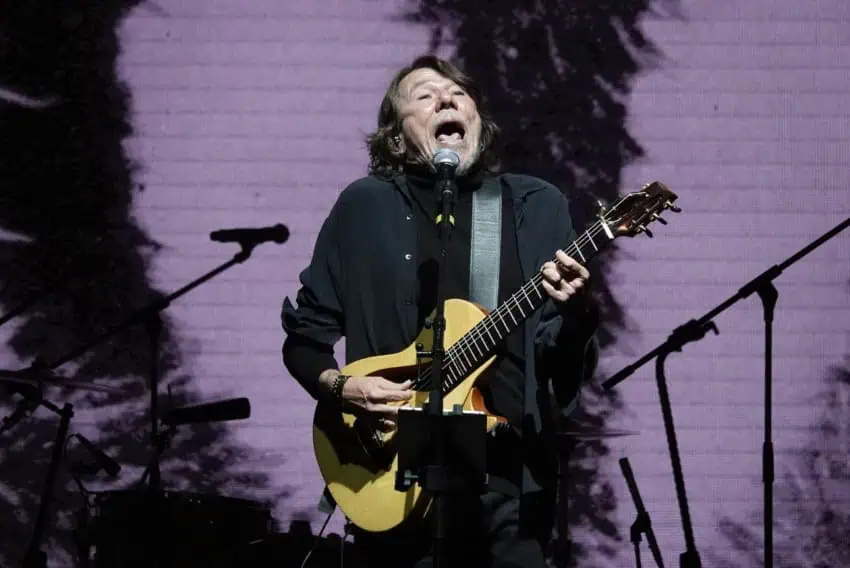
[{"left": 312, "top": 298, "right": 506, "bottom": 533}]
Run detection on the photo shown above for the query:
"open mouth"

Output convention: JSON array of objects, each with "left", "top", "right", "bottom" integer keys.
[{"left": 434, "top": 120, "right": 465, "bottom": 145}]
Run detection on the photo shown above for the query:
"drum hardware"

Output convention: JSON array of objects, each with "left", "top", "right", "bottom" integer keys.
[
  {"left": 552, "top": 416, "right": 638, "bottom": 568},
  {"left": 556, "top": 417, "right": 638, "bottom": 441},
  {"left": 0, "top": 387, "right": 121, "bottom": 568},
  {"left": 0, "top": 231, "right": 286, "bottom": 567},
  {"left": 0, "top": 283, "right": 59, "bottom": 332},
  {"left": 2, "top": 396, "right": 116, "bottom": 568},
  {"left": 18, "top": 399, "right": 73, "bottom": 568},
  {"left": 0, "top": 360, "right": 122, "bottom": 404}
]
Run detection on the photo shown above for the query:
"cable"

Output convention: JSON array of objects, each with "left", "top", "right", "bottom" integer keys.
[
  {"left": 341, "top": 518, "right": 353, "bottom": 568},
  {"left": 299, "top": 509, "right": 334, "bottom": 568},
  {"left": 64, "top": 433, "right": 94, "bottom": 568},
  {"left": 63, "top": 433, "right": 92, "bottom": 499}
]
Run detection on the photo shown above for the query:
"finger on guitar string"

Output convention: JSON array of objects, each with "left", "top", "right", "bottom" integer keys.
[
  {"left": 376, "top": 388, "right": 415, "bottom": 402},
  {"left": 380, "top": 378, "right": 413, "bottom": 389},
  {"left": 540, "top": 262, "right": 561, "bottom": 284},
  {"left": 541, "top": 279, "right": 569, "bottom": 303},
  {"left": 376, "top": 417, "right": 397, "bottom": 432},
  {"left": 365, "top": 402, "right": 405, "bottom": 416},
  {"left": 341, "top": 375, "right": 413, "bottom": 414},
  {"left": 554, "top": 249, "right": 591, "bottom": 281}
]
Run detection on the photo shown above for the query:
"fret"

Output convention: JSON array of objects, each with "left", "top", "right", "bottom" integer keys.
[
  {"left": 471, "top": 337, "right": 484, "bottom": 358},
  {"left": 513, "top": 295, "right": 527, "bottom": 319},
  {"left": 585, "top": 229, "right": 598, "bottom": 251},
  {"left": 494, "top": 309, "right": 509, "bottom": 334},
  {"left": 459, "top": 347, "right": 472, "bottom": 369},
  {"left": 482, "top": 320, "right": 496, "bottom": 344},
  {"left": 573, "top": 243, "right": 586, "bottom": 263},
  {"left": 442, "top": 219, "right": 620, "bottom": 391},
  {"left": 449, "top": 357, "right": 462, "bottom": 381},
  {"left": 519, "top": 285, "right": 533, "bottom": 311},
  {"left": 506, "top": 304, "right": 518, "bottom": 325}
]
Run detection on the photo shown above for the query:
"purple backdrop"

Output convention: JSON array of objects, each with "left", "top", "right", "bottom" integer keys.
[
  {"left": 119, "top": 0, "right": 850, "bottom": 562},
  {"left": 1, "top": 0, "right": 847, "bottom": 566}
]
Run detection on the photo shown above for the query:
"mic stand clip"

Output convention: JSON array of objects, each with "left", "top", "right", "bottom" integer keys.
[{"left": 630, "top": 511, "right": 652, "bottom": 568}]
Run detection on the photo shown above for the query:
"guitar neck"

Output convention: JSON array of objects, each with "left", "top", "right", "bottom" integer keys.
[{"left": 441, "top": 217, "right": 616, "bottom": 388}]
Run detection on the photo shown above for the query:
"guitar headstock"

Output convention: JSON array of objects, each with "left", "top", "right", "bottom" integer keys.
[{"left": 599, "top": 181, "right": 679, "bottom": 238}]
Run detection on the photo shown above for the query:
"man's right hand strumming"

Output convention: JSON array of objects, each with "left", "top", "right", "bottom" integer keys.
[{"left": 319, "top": 370, "right": 414, "bottom": 419}]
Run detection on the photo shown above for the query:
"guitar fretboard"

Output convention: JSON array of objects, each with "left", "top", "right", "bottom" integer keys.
[{"left": 435, "top": 217, "right": 616, "bottom": 391}]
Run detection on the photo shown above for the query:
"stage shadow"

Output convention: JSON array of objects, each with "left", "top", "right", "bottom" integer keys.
[
  {"left": 711, "top": 353, "right": 850, "bottom": 567},
  {"left": 0, "top": 2, "right": 287, "bottom": 566}
]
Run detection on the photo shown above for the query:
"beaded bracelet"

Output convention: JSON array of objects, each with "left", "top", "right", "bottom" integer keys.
[{"left": 331, "top": 373, "right": 350, "bottom": 402}]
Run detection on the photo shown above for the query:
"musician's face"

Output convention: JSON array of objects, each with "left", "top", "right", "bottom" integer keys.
[{"left": 396, "top": 67, "right": 482, "bottom": 175}]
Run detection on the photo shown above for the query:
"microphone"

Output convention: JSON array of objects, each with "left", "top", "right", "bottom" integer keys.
[
  {"left": 619, "top": 457, "right": 665, "bottom": 568},
  {"left": 74, "top": 434, "right": 121, "bottom": 477},
  {"left": 162, "top": 397, "right": 250, "bottom": 426},
  {"left": 433, "top": 149, "right": 460, "bottom": 187},
  {"left": 210, "top": 223, "right": 289, "bottom": 246}
]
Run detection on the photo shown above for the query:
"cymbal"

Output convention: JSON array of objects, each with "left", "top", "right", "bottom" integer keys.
[
  {"left": 0, "top": 368, "right": 124, "bottom": 394},
  {"left": 557, "top": 419, "right": 637, "bottom": 440}
]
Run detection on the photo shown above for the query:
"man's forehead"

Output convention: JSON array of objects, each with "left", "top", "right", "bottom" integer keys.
[{"left": 400, "top": 68, "right": 457, "bottom": 94}]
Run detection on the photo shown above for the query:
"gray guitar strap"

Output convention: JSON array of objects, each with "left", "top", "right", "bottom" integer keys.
[{"left": 469, "top": 178, "right": 502, "bottom": 310}]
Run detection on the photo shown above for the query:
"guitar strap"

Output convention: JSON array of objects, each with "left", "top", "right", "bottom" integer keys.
[{"left": 469, "top": 177, "right": 502, "bottom": 310}]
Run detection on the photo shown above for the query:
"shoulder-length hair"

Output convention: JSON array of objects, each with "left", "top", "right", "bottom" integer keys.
[{"left": 365, "top": 55, "right": 501, "bottom": 177}]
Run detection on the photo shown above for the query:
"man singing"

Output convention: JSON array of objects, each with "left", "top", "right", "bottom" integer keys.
[{"left": 282, "top": 55, "right": 599, "bottom": 568}]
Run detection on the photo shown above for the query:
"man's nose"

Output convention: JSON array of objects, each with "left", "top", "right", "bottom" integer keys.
[{"left": 437, "top": 91, "right": 457, "bottom": 109}]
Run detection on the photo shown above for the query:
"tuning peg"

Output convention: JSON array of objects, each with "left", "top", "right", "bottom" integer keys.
[
  {"left": 667, "top": 202, "right": 681, "bottom": 213},
  {"left": 643, "top": 227, "right": 654, "bottom": 238},
  {"left": 652, "top": 214, "right": 668, "bottom": 225},
  {"left": 595, "top": 199, "right": 608, "bottom": 217}
]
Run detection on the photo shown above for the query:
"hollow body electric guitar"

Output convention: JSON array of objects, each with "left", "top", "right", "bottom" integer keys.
[{"left": 313, "top": 182, "right": 679, "bottom": 533}]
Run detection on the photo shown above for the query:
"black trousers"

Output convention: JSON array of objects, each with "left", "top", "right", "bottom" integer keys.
[{"left": 351, "top": 489, "right": 555, "bottom": 568}]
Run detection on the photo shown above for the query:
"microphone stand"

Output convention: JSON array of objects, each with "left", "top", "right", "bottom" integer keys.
[
  {"left": 619, "top": 458, "right": 665, "bottom": 568},
  {"left": 42, "top": 242, "right": 262, "bottom": 490},
  {"left": 9, "top": 242, "right": 269, "bottom": 567},
  {"left": 603, "top": 216, "right": 850, "bottom": 568},
  {"left": 0, "top": 285, "right": 56, "bottom": 330},
  {"left": 426, "top": 167, "right": 456, "bottom": 568},
  {"left": 20, "top": 400, "right": 74, "bottom": 568}
]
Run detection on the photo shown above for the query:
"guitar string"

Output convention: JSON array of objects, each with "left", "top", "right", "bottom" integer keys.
[
  {"left": 414, "top": 220, "right": 609, "bottom": 389},
  {"left": 410, "top": 220, "right": 612, "bottom": 391}
]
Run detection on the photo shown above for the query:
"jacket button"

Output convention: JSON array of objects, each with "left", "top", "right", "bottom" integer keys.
[
  {"left": 404, "top": 253, "right": 412, "bottom": 260},
  {"left": 406, "top": 214, "right": 413, "bottom": 220}
]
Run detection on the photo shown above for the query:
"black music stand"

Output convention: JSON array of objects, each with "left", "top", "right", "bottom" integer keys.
[
  {"left": 402, "top": 150, "right": 489, "bottom": 568},
  {"left": 395, "top": 405, "right": 488, "bottom": 495}
]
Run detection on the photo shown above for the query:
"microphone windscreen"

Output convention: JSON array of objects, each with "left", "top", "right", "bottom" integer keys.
[
  {"left": 163, "top": 397, "right": 251, "bottom": 426},
  {"left": 433, "top": 149, "right": 460, "bottom": 167}
]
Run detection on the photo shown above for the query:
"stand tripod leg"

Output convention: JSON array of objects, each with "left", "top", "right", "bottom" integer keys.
[
  {"left": 633, "top": 541, "right": 643, "bottom": 568},
  {"left": 22, "top": 403, "right": 74, "bottom": 568}
]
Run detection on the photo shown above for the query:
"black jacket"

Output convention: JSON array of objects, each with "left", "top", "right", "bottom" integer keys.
[{"left": 281, "top": 172, "right": 599, "bottom": 492}]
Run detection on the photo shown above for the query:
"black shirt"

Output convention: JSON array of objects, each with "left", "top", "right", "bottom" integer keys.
[
  {"left": 403, "top": 166, "right": 526, "bottom": 428},
  {"left": 282, "top": 171, "right": 600, "bottom": 494}
]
